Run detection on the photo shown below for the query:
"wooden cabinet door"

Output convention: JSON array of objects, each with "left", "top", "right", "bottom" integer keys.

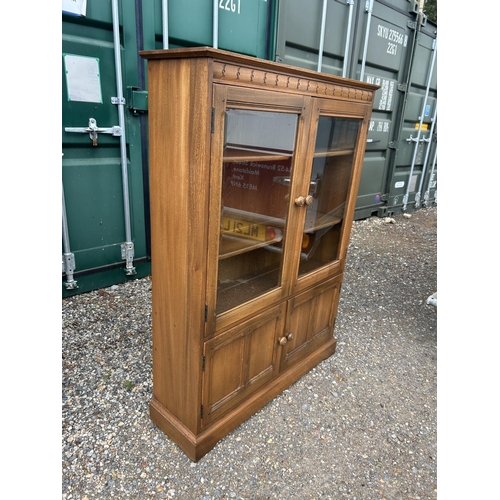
[
  {"left": 201, "top": 304, "right": 285, "bottom": 426},
  {"left": 279, "top": 276, "right": 341, "bottom": 371},
  {"left": 206, "top": 85, "right": 310, "bottom": 334},
  {"left": 289, "top": 100, "right": 369, "bottom": 294}
]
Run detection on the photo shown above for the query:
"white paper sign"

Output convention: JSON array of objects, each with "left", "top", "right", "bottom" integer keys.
[
  {"left": 63, "top": 54, "right": 103, "bottom": 103},
  {"left": 62, "top": 0, "right": 87, "bottom": 16}
]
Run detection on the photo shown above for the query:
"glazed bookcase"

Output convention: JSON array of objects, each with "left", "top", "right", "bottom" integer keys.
[{"left": 140, "top": 47, "right": 378, "bottom": 461}]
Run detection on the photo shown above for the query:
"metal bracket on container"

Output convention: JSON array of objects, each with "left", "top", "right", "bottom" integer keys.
[
  {"left": 406, "top": 135, "right": 430, "bottom": 144},
  {"left": 62, "top": 252, "right": 78, "bottom": 290},
  {"left": 65, "top": 117, "right": 122, "bottom": 146},
  {"left": 121, "top": 241, "right": 137, "bottom": 276},
  {"left": 111, "top": 96, "right": 126, "bottom": 105},
  {"left": 126, "top": 87, "right": 148, "bottom": 114},
  {"left": 401, "top": 194, "right": 408, "bottom": 210},
  {"left": 408, "top": 0, "right": 420, "bottom": 14},
  {"left": 414, "top": 191, "right": 421, "bottom": 208}
]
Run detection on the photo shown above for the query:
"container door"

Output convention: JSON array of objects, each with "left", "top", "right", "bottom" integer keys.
[
  {"left": 275, "top": 0, "right": 436, "bottom": 220},
  {"left": 151, "top": 0, "right": 275, "bottom": 59},
  {"left": 275, "top": 0, "right": 355, "bottom": 76},
  {"left": 385, "top": 23, "right": 437, "bottom": 215},
  {"left": 62, "top": 2, "right": 150, "bottom": 296},
  {"left": 350, "top": 0, "right": 423, "bottom": 218}
]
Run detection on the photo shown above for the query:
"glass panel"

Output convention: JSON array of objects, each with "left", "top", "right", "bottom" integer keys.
[
  {"left": 298, "top": 117, "right": 361, "bottom": 277},
  {"left": 217, "top": 109, "right": 298, "bottom": 314}
]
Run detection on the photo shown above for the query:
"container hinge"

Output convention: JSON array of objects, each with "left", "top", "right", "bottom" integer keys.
[
  {"left": 62, "top": 252, "right": 76, "bottom": 275},
  {"left": 205, "top": 304, "right": 208, "bottom": 322},
  {"left": 388, "top": 141, "right": 397, "bottom": 150},
  {"left": 202, "top": 355, "right": 206, "bottom": 371},
  {"left": 200, "top": 405, "right": 204, "bottom": 419},
  {"left": 121, "top": 241, "right": 137, "bottom": 276},
  {"left": 62, "top": 253, "right": 78, "bottom": 290},
  {"left": 397, "top": 83, "right": 407, "bottom": 92},
  {"left": 211, "top": 107, "right": 215, "bottom": 133}
]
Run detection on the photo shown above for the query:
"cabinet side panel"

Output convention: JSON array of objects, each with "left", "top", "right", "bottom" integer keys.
[{"left": 148, "top": 57, "right": 211, "bottom": 432}]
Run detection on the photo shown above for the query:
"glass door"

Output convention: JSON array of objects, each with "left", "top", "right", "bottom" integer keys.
[
  {"left": 278, "top": 112, "right": 364, "bottom": 369},
  {"left": 295, "top": 115, "right": 362, "bottom": 279},
  {"left": 216, "top": 107, "right": 298, "bottom": 314},
  {"left": 206, "top": 86, "right": 309, "bottom": 333}
]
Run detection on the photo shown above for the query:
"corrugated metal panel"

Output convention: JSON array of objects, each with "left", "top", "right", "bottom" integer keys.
[
  {"left": 62, "top": 0, "right": 436, "bottom": 297},
  {"left": 150, "top": 0, "right": 275, "bottom": 58},
  {"left": 275, "top": 0, "right": 437, "bottom": 220},
  {"left": 62, "top": 1, "right": 150, "bottom": 296},
  {"left": 62, "top": 0, "right": 279, "bottom": 297},
  {"left": 385, "top": 20, "right": 437, "bottom": 215}
]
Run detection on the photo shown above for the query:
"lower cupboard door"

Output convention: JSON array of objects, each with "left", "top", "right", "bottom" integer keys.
[
  {"left": 280, "top": 276, "right": 341, "bottom": 371},
  {"left": 201, "top": 304, "right": 285, "bottom": 426}
]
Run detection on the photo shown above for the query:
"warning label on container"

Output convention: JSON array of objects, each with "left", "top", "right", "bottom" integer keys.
[
  {"left": 62, "top": 0, "right": 87, "bottom": 16},
  {"left": 63, "top": 54, "right": 102, "bottom": 103},
  {"left": 366, "top": 74, "right": 396, "bottom": 112}
]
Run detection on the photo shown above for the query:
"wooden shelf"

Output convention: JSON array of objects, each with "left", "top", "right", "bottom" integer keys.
[
  {"left": 313, "top": 148, "right": 354, "bottom": 158},
  {"left": 223, "top": 146, "right": 292, "bottom": 163},
  {"left": 217, "top": 264, "right": 281, "bottom": 314},
  {"left": 222, "top": 207, "right": 285, "bottom": 228},
  {"left": 219, "top": 234, "right": 283, "bottom": 259},
  {"left": 304, "top": 217, "right": 342, "bottom": 233}
]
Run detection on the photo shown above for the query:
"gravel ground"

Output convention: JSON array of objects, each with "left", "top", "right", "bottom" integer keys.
[{"left": 62, "top": 207, "right": 437, "bottom": 499}]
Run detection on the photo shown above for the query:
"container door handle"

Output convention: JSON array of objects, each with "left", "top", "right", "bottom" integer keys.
[{"left": 65, "top": 117, "right": 122, "bottom": 146}]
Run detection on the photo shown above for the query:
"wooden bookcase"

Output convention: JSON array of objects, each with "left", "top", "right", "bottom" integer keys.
[{"left": 140, "top": 47, "right": 378, "bottom": 461}]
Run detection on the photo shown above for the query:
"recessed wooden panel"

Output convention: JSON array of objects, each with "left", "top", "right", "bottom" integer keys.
[
  {"left": 202, "top": 304, "right": 284, "bottom": 425},
  {"left": 281, "top": 275, "right": 341, "bottom": 370}
]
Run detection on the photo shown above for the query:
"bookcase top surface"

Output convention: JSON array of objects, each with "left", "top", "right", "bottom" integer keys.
[{"left": 140, "top": 46, "right": 379, "bottom": 94}]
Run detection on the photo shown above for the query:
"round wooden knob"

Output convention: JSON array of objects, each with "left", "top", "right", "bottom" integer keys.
[
  {"left": 279, "top": 336, "right": 288, "bottom": 345},
  {"left": 294, "top": 196, "right": 305, "bottom": 207},
  {"left": 286, "top": 333, "right": 295, "bottom": 341},
  {"left": 305, "top": 195, "right": 314, "bottom": 206}
]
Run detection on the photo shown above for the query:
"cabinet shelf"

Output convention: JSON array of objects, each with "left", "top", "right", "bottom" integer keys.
[
  {"left": 217, "top": 263, "right": 280, "bottom": 314},
  {"left": 313, "top": 148, "right": 354, "bottom": 158},
  {"left": 219, "top": 234, "right": 283, "bottom": 259},
  {"left": 304, "top": 217, "right": 342, "bottom": 232},
  {"left": 223, "top": 145, "right": 292, "bottom": 162}
]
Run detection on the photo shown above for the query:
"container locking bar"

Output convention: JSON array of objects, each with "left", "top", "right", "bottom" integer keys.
[{"left": 65, "top": 117, "right": 122, "bottom": 146}]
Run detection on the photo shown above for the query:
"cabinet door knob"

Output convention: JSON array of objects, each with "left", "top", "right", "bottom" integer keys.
[
  {"left": 286, "top": 333, "right": 295, "bottom": 341},
  {"left": 278, "top": 336, "right": 288, "bottom": 345},
  {"left": 305, "top": 195, "right": 314, "bottom": 206},
  {"left": 294, "top": 196, "right": 305, "bottom": 206}
]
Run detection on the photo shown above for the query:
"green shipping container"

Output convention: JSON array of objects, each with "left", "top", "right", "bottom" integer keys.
[
  {"left": 63, "top": 0, "right": 436, "bottom": 296},
  {"left": 62, "top": 0, "right": 277, "bottom": 297},
  {"left": 275, "top": 0, "right": 437, "bottom": 219}
]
